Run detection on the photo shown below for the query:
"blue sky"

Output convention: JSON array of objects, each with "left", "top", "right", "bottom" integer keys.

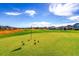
[{"left": 0, "top": 3, "right": 79, "bottom": 28}]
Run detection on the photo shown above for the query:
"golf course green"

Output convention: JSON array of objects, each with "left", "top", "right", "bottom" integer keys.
[{"left": 0, "top": 30, "right": 79, "bottom": 56}]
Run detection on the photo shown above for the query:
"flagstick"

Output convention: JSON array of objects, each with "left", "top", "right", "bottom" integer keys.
[{"left": 31, "top": 25, "right": 32, "bottom": 40}]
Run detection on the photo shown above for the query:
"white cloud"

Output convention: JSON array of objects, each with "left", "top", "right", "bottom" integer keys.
[
  {"left": 68, "top": 16, "right": 79, "bottom": 21},
  {"left": 4, "top": 10, "right": 36, "bottom": 16},
  {"left": 26, "top": 22, "right": 51, "bottom": 27},
  {"left": 53, "top": 23, "right": 75, "bottom": 27},
  {"left": 5, "top": 12, "right": 21, "bottom": 16},
  {"left": 25, "top": 21, "right": 75, "bottom": 27},
  {"left": 49, "top": 3, "right": 79, "bottom": 16},
  {"left": 25, "top": 10, "right": 36, "bottom": 16}
]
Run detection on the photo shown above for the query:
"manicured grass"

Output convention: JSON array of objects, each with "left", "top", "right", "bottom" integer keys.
[{"left": 0, "top": 30, "right": 79, "bottom": 56}]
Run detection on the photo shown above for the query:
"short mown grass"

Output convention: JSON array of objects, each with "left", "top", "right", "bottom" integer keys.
[{"left": 0, "top": 30, "right": 79, "bottom": 56}]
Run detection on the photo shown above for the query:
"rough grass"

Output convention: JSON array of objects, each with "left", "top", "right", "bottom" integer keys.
[
  {"left": 0, "top": 29, "right": 79, "bottom": 39},
  {"left": 0, "top": 29, "right": 50, "bottom": 38},
  {"left": 0, "top": 30, "right": 79, "bottom": 56}
]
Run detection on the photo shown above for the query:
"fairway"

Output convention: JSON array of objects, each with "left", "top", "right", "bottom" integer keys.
[{"left": 0, "top": 31, "right": 79, "bottom": 56}]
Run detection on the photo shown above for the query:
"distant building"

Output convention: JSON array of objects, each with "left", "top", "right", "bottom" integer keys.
[
  {"left": 73, "top": 23, "right": 79, "bottom": 30},
  {"left": 65, "top": 25, "right": 73, "bottom": 30},
  {"left": 0, "top": 26, "right": 18, "bottom": 30},
  {"left": 48, "top": 26, "right": 56, "bottom": 30},
  {"left": 56, "top": 26, "right": 65, "bottom": 30},
  {"left": 55, "top": 25, "right": 73, "bottom": 30}
]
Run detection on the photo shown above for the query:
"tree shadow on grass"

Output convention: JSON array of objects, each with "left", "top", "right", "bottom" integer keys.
[
  {"left": 11, "top": 41, "right": 25, "bottom": 52},
  {"left": 11, "top": 47, "right": 22, "bottom": 52}
]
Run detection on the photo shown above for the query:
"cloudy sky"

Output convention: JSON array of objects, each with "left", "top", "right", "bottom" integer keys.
[{"left": 0, "top": 3, "right": 79, "bottom": 27}]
